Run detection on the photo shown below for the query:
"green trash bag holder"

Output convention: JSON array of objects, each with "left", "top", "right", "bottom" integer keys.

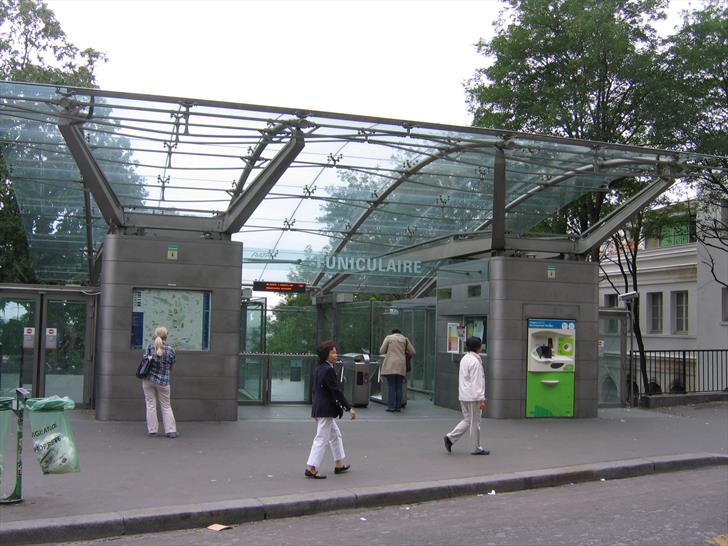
[{"left": 0, "top": 390, "right": 28, "bottom": 504}]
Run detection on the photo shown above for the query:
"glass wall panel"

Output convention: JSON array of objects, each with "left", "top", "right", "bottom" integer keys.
[
  {"left": 242, "top": 299, "right": 265, "bottom": 353},
  {"left": 336, "top": 302, "right": 372, "bottom": 355},
  {"left": 0, "top": 298, "right": 37, "bottom": 397},
  {"left": 270, "top": 356, "right": 315, "bottom": 403},
  {"left": 369, "top": 301, "right": 436, "bottom": 395},
  {"left": 266, "top": 305, "right": 316, "bottom": 354},
  {"left": 238, "top": 355, "right": 264, "bottom": 402},
  {"left": 44, "top": 299, "right": 88, "bottom": 403},
  {"left": 598, "top": 314, "right": 625, "bottom": 405}
]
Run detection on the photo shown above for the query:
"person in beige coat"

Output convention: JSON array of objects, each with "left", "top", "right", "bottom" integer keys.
[{"left": 379, "top": 328, "right": 416, "bottom": 412}]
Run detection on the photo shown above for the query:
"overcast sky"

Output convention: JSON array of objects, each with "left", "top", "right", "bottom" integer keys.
[
  {"left": 46, "top": 0, "right": 509, "bottom": 127},
  {"left": 47, "top": 0, "right": 695, "bottom": 127}
]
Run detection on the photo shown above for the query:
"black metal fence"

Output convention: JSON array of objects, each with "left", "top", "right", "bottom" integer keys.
[{"left": 630, "top": 350, "right": 728, "bottom": 395}]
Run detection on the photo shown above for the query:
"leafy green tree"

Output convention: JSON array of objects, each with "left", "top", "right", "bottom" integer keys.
[
  {"left": 463, "top": 0, "right": 727, "bottom": 396},
  {"left": 653, "top": 0, "right": 727, "bottom": 287},
  {"left": 0, "top": 0, "right": 106, "bottom": 283},
  {"left": 466, "top": 0, "right": 668, "bottom": 243},
  {"left": 265, "top": 290, "right": 316, "bottom": 354}
]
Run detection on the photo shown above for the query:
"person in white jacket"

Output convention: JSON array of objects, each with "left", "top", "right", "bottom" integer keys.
[{"left": 444, "top": 336, "right": 489, "bottom": 455}]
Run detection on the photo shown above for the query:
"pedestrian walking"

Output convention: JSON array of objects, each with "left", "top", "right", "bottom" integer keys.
[
  {"left": 305, "top": 340, "right": 356, "bottom": 479},
  {"left": 379, "top": 328, "right": 415, "bottom": 412},
  {"left": 444, "top": 336, "right": 489, "bottom": 455},
  {"left": 141, "top": 326, "right": 178, "bottom": 438}
]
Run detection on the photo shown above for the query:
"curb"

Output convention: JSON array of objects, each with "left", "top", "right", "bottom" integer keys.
[{"left": 3, "top": 452, "right": 726, "bottom": 545}]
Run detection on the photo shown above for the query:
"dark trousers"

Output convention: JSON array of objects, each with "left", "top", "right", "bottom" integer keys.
[{"left": 385, "top": 374, "right": 404, "bottom": 410}]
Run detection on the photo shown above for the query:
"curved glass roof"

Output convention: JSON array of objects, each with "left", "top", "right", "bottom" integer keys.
[{"left": 0, "top": 81, "right": 717, "bottom": 294}]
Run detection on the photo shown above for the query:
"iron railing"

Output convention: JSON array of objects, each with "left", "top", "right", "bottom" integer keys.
[{"left": 630, "top": 349, "right": 728, "bottom": 395}]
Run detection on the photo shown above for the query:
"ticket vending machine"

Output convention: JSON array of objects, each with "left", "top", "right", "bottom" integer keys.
[{"left": 526, "top": 318, "right": 576, "bottom": 417}]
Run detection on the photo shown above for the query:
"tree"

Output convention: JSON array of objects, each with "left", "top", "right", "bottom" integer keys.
[
  {"left": 652, "top": 0, "right": 728, "bottom": 287},
  {"left": 265, "top": 289, "right": 316, "bottom": 354},
  {"left": 0, "top": 0, "right": 107, "bottom": 283},
  {"left": 1, "top": 1, "right": 149, "bottom": 285},
  {"left": 599, "top": 199, "right": 692, "bottom": 393},
  {"left": 463, "top": 0, "right": 718, "bottom": 397},
  {"left": 466, "top": 0, "right": 668, "bottom": 246}
]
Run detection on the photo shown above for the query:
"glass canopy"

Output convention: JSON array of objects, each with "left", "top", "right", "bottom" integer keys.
[{"left": 0, "top": 81, "right": 714, "bottom": 294}]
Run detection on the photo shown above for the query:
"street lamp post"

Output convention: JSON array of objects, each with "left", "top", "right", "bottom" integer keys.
[{"left": 619, "top": 291, "right": 639, "bottom": 406}]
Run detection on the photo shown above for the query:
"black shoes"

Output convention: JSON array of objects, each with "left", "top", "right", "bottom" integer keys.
[
  {"left": 166, "top": 432, "right": 178, "bottom": 438},
  {"left": 444, "top": 435, "right": 453, "bottom": 453},
  {"left": 305, "top": 469, "right": 327, "bottom": 479},
  {"left": 334, "top": 464, "right": 350, "bottom": 474},
  {"left": 471, "top": 447, "right": 490, "bottom": 455}
]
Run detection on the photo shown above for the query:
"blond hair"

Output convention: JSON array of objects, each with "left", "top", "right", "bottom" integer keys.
[{"left": 153, "top": 326, "right": 168, "bottom": 357}]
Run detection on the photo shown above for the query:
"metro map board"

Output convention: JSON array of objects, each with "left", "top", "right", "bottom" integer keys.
[{"left": 253, "top": 281, "right": 306, "bottom": 293}]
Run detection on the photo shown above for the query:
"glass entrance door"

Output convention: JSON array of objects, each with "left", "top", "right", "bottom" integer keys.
[
  {"left": 0, "top": 291, "right": 95, "bottom": 406},
  {"left": 43, "top": 299, "right": 91, "bottom": 403},
  {"left": 0, "top": 296, "right": 38, "bottom": 397}
]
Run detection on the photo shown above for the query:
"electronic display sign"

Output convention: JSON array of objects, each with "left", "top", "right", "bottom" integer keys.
[{"left": 252, "top": 281, "right": 307, "bottom": 293}]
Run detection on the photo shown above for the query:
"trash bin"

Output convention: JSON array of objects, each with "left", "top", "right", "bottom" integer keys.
[
  {"left": 339, "top": 353, "right": 372, "bottom": 407},
  {"left": 25, "top": 396, "right": 79, "bottom": 474}
]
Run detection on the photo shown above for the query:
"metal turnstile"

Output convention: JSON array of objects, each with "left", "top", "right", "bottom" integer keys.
[{"left": 338, "top": 353, "right": 374, "bottom": 407}]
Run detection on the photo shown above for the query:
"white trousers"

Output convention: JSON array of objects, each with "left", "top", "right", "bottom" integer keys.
[
  {"left": 142, "top": 380, "right": 177, "bottom": 434},
  {"left": 306, "top": 417, "right": 345, "bottom": 468},
  {"left": 446, "top": 401, "right": 482, "bottom": 452}
]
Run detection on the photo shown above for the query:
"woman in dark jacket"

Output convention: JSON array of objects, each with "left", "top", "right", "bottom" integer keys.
[{"left": 305, "top": 340, "right": 357, "bottom": 479}]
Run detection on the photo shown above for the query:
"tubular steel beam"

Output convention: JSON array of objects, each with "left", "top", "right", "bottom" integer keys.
[
  {"left": 221, "top": 130, "right": 304, "bottom": 234},
  {"left": 575, "top": 174, "right": 676, "bottom": 255},
  {"left": 491, "top": 147, "right": 506, "bottom": 253},
  {"left": 58, "top": 122, "right": 125, "bottom": 228}
]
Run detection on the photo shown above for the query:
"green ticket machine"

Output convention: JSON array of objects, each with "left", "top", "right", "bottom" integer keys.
[{"left": 526, "top": 319, "right": 576, "bottom": 417}]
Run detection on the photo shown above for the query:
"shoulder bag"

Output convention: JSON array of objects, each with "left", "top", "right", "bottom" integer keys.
[
  {"left": 136, "top": 352, "right": 154, "bottom": 379},
  {"left": 404, "top": 338, "right": 412, "bottom": 372}
]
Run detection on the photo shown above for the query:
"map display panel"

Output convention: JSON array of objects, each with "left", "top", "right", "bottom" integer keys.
[{"left": 131, "top": 288, "right": 211, "bottom": 350}]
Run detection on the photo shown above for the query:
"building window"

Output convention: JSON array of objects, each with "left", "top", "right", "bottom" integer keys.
[
  {"left": 467, "top": 284, "right": 482, "bottom": 298},
  {"left": 604, "top": 294, "right": 618, "bottom": 307},
  {"left": 722, "top": 287, "right": 728, "bottom": 322},
  {"left": 672, "top": 291, "right": 689, "bottom": 334},
  {"left": 437, "top": 287, "right": 452, "bottom": 300},
  {"left": 647, "top": 292, "right": 663, "bottom": 333},
  {"left": 659, "top": 222, "right": 694, "bottom": 248}
]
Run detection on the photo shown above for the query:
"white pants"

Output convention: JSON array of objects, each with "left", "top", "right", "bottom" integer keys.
[
  {"left": 142, "top": 380, "right": 177, "bottom": 434},
  {"left": 306, "top": 417, "right": 345, "bottom": 468},
  {"left": 446, "top": 401, "right": 482, "bottom": 452}
]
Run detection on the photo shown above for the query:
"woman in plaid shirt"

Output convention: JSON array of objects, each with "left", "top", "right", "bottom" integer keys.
[{"left": 141, "top": 326, "right": 178, "bottom": 438}]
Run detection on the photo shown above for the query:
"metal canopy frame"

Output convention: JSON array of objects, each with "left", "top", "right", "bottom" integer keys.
[{"left": 0, "top": 81, "right": 721, "bottom": 293}]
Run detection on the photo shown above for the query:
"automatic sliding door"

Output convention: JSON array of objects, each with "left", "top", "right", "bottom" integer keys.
[{"left": 43, "top": 299, "right": 90, "bottom": 404}]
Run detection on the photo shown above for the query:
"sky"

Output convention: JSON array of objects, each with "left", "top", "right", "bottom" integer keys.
[
  {"left": 45, "top": 0, "right": 694, "bottom": 127},
  {"left": 46, "top": 0, "right": 506, "bottom": 127}
]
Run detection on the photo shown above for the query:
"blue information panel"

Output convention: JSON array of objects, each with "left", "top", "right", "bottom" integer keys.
[{"left": 527, "top": 319, "right": 576, "bottom": 330}]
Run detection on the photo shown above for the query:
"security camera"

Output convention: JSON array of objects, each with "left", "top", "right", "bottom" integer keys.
[{"left": 618, "top": 291, "right": 639, "bottom": 301}]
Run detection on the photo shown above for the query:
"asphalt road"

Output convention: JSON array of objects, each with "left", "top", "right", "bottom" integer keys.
[{"left": 51, "top": 466, "right": 728, "bottom": 546}]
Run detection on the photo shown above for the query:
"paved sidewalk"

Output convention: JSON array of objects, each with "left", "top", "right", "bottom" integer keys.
[{"left": 1, "top": 396, "right": 726, "bottom": 544}]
